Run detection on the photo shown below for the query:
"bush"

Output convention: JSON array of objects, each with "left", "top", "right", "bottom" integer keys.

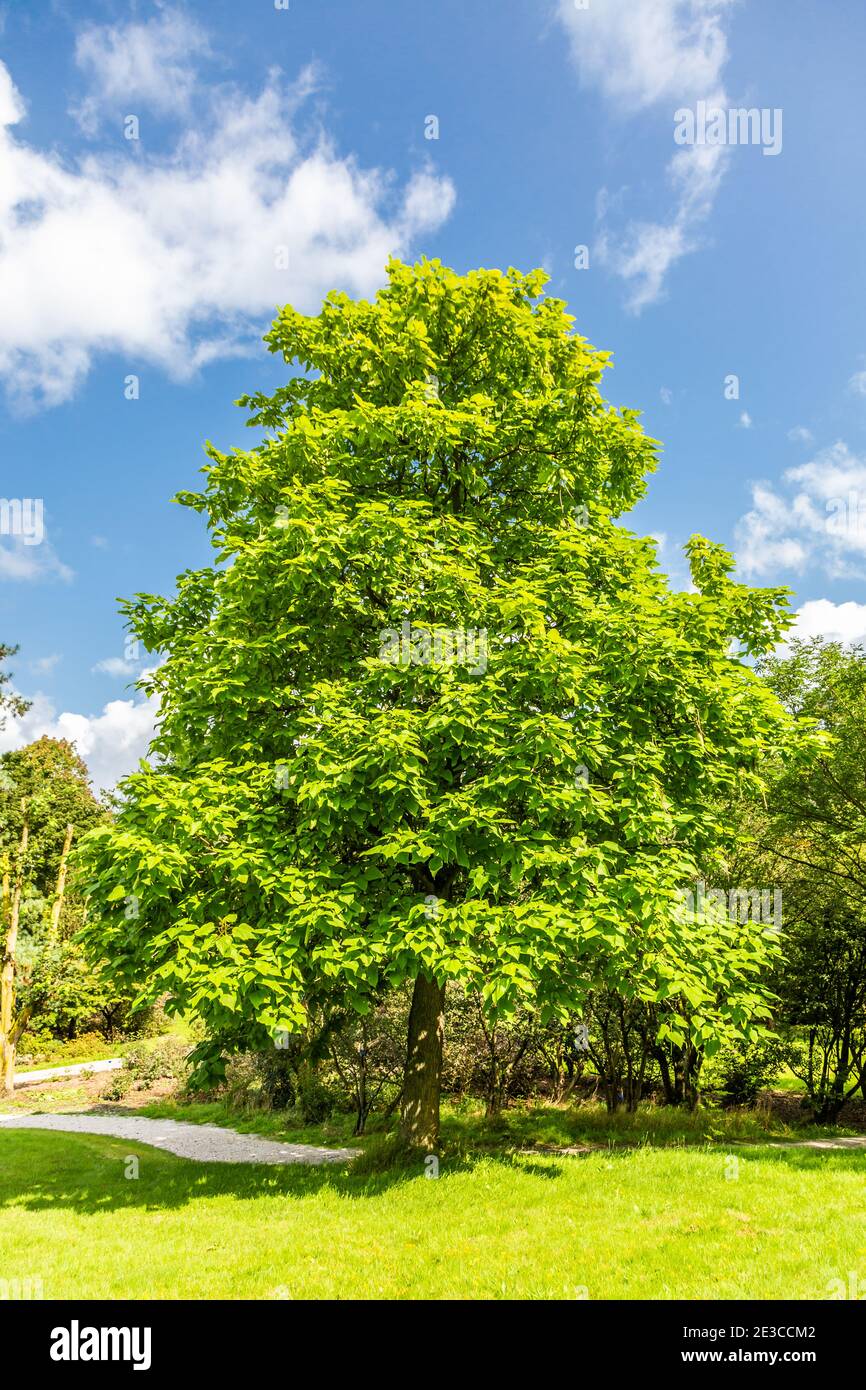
[
  {"left": 16, "top": 1030, "right": 110, "bottom": 1068},
  {"left": 123, "top": 1038, "right": 191, "bottom": 1090},
  {"left": 222, "top": 1049, "right": 338, "bottom": 1120},
  {"left": 102, "top": 1069, "right": 133, "bottom": 1102},
  {"left": 705, "top": 1036, "right": 794, "bottom": 1107},
  {"left": 295, "top": 1066, "right": 336, "bottom": 1123},
  {"left": 255, "top": 1047, "right": 302, "bottom": 1110}
]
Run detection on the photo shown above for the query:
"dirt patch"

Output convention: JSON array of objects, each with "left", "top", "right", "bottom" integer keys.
[
  {"left": 1, "top": 1070, "right": 179, "bottom": 1114},
  {"left": 757, "top": 1089, "right": 866, "bottom": 1130}
]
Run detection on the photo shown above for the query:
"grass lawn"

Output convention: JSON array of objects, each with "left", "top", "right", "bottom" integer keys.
[{"left": 1, "top": 1122, "right": 865, "bottom": 1299}]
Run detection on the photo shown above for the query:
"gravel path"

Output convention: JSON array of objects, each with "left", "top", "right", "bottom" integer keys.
[
  {"left": 757, "top": 1135, "right": 866, "bottom": 1151},
  {"left": 14, "top": 1058, "right": 123, "bottom": 1087},
  {"left": 0, "top": 1112, "right": 359, "bottom": 1166}
]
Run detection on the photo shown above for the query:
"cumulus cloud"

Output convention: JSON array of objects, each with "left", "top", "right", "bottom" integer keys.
[
  {"left": 0, "top": 45, "right": 455, "bottom": 409},
  {"left": 787, "top": 425, "right": 813, "bottom": 444},
  {"left": 0, "top": 684, "right": 159, "bottom": 792},
  {"left": 558, "top": 0, "right": 732, "bottom": 110},
  {"left": 92, "top": 656, "right": 139, "bottom": 678},
  {"left": 788, "top": 598, "right": 866, "bottom": 647},
  {"left": 29, "top": 654, "right": 61, "bottom": 675},
  {"left": 72, "top": 8, "right": 212, "bottom": 131},
  {"left": 557, "top": 0, "right": 735, "bottom": 311},
  {"left": 735, "top": 442, "right": 866, "bottom": 580},
  {"left": 0, "top": 533, "right": 73, "bottom": 583}
]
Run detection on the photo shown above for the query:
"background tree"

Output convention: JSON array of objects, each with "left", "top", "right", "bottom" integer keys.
[
  {"left": 757, "top": 639, "right": 866, "bottom": 898},
  {"left": 730, "top": 639, "right": 866, "bottom": 1121},
  {"left": 0, "top": 644, "right": 30, "bottom": 731},
  {"left": 0, "top": 650, "right": 31, "bottom": 1094},
  {"left": 0, "top": 738, "right": 106, "bottom": 1091},
  {"left": 79, "top": 259, "right": 802, "bottom": 1148}
]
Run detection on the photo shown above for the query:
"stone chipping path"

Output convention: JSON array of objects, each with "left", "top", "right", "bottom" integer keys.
[
  {"left": 14, "top": 1058, "right": 124, "bottom": 1087},
  {"left": 757, "top": 1135, "right": 866, "bottom": 1151},
  {"left": 0, "top": 1112, "right": 359, "bottom": 1166}
]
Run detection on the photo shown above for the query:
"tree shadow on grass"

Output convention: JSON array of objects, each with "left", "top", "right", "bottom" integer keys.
[
  {"left": 0, "top": 1129, "right": 565, "bottom": 1217},
  {"left": 8, "top": 1125, "right": 853, "bottom": 1220}
]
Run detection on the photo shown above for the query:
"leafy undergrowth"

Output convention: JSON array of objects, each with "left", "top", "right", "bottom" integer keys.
[
  {"left": 15, "top": 1034, "right": 129, "bottom": 1071},
  {"left": 16, "top": 1018, "right": 200, "bottom": 1072},
  {"left": 1, "top": 1128, "right": 864, "bottom": 1299}
]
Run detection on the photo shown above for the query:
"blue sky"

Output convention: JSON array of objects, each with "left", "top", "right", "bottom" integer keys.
[{"left": 1, "top": 0, "right": 865, "bottom": 788}]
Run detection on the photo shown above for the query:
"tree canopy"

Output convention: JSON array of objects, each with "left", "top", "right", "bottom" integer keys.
[{"left": 79, "top": 259, "right": 803, "bottom": 1137}]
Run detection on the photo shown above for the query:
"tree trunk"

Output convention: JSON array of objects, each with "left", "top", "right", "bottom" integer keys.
[
  {"left": 0, "top": 807, "right": 28, "bottom": 1097},
  {"left": 47, "top": 822, "right": 74, "bottom": 948},
  {"left": 400, "top": 974, "right": 445, "bottom": 1150}
]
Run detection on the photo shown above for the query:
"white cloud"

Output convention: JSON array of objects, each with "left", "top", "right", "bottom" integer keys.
[
  {"left": 735, "top": 442, "right": 866, "bottom": 580},
  {"left": 0, "top": 51, "right": 455, "bottom": 409},
  {"left": 29, "top": 654, "right": 61, "bottom": 675},
  {"left": 849, "top": 369, "right": 866, "bottom": 397},
  {"left": 0, "top": 533, "right": 73, "bottom": 583},
  {"left": 72, "top": 9, "right": 211, "bottom": 132},
  {"left": 558, "top": 0, "right": 733, "bottom": 110},
  {"left": 739, "top": 410, "right": 752, "bottom": 429},
  {"left": 660, "top": 386, "right": 673, "bottom": 405},
  {"left": 92, "top": 656, "right": 138, "bottom": 678},
  {"left": 787, "top": 425, "right": 813, "bottom": 444},
  {"left": 789, "top": 599, "right": 866, "bottom": 647},
  {"left": 0, "top": 685, "right": 158, "bottom": 792},
  {"left": 557, "top": 0, "right": 735, "bottom": 311}
]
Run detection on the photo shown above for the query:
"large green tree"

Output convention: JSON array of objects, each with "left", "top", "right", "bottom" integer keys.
[{"left": 79, "top": 260, "right": 797, "bottom": 1146}]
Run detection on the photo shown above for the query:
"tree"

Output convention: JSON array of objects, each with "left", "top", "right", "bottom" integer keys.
[
  {"left": 749, "top": 640, "right": 866, "bottom": 1120},
  {"left": 0, "top": 644, "right": 30, "bottom": 731},
  {"left": 0, "top": 650, "right": 31, "bottom": 1094},
  {"left": 756, "top": 639, "right": 866, "bottom": 899},
  {"left": 79, "top": 259, "right": 798, "bottom": 1148},
  {"left": 775, "top": 907, "right": 866, "bottom": 1121},
  {"left": 0, "top": 738, "right": 104, "bottom": 1092}
]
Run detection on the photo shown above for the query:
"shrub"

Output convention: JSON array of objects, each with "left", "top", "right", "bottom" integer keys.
[
  {"left": 705, "top": 1036, "right": 794, "bottom": 1107},
  {"left": 123, "top": 1038, "right": 191, "bottom": 1090},
  {"left": 102, "top": 1069, "right": 133, "bottom": 1102}
]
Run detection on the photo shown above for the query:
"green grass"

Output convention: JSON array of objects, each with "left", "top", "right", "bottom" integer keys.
[
  {"left": 1, "top": 1127, "right": 865, "bottom": 1299},
  {"left": 771, "top": 1066, "right": 809, "bottom": 1094},
  {"left": 137, "top": 1093, "right": 858, "bottom": 1150}
]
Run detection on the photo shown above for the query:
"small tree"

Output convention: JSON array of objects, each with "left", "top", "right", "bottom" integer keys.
[
  {"left": 0, "top": 644, "right": 30, "bottom": 731},
  {"left": 776, "top": 910, "right": 866, "bottom": 1121},
  {"left": 79, "top": 260, "right": 800, "bottom": 1147},
  {"left": 752, "top": 641, "right": 866, "bottom": 1120},
  {"left": 0, "top": 739, "right": 104, "bottom": 1091}
]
